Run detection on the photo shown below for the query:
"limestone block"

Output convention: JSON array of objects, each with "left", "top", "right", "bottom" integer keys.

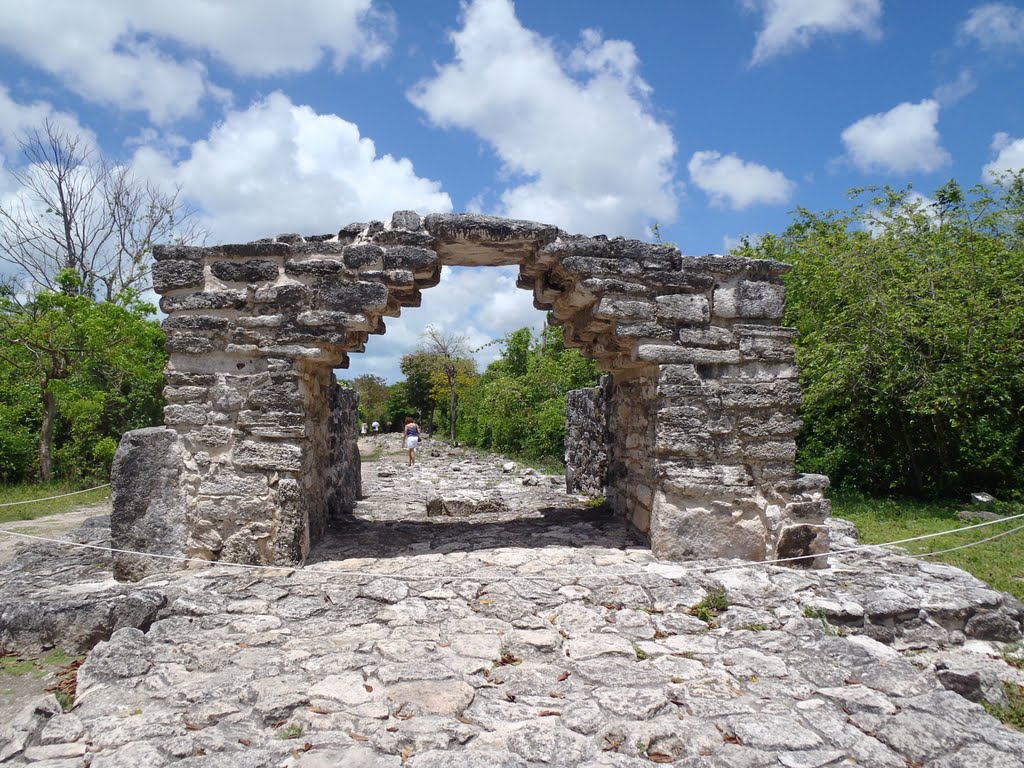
[
  {"left": 736, "top": 413, "right": 801, "bottom": 438},
  {"left": 220, "top": 242, "right": 291, "bottom": 258},
  {"left": 774, "top": 524, "right": 829, "bottom": 568},
  {"left": 198, "top": 470, "right": 269, "bottom": 497},
  {"left": 245, "top": 383, "right": 303, "bottom": 411},
  {"left": 164, "top": 385, "right": 208, "bottom": 404},
  {"left": 164, "top": 333, "right": 216, "bottom": 355},
  {"left": 662, "top": 461, "right": 753, "bottom": 491},
  {"left": 713, "top": 280, "right": 785, "bottom": 320},
  {"left": 391, "top": 209, "right": 422, "bottom": 230},
  {"left": 560, "top": 255, "right": 642, "bottom": 277},
  {"left": 316, "top": 281, "right": 389, "bottom": 313},
  {"left": 677, "top": 327, "right": 735, "bottom": 347},
  {"left": 152, "top": 259, "right": 204, "bottom": 292},
  {"left": 593, "top": 296, "right": 655, "bottom": 321},
  {"left": 426, "top": 490, "right": 510, "bottom": 516},
  {"left": 644, "top": 270, "right": 715, "bottom": 290},
  {"left": 343, "top": 243, "right": 385, "bottom": 269},
  {"left": 580, "top": 277, "right": 650, "bottom": 296},
  {"left": 110, "top": 427, "right": 188, "bottom": 581},
  {"left": 284, "top": 258, "right": 347, "bottom": 276},
  {"left": 163, "top": 315, "right": 230, "bottom": 332},
  {"left": 163, "top": 403, "right": 211, "bottom": 426},
  {"left": 253, "top": 283, "right": 309, "bottom": 306},
  {"left": 159, "top": 290, "right": 248, "bottom": 313},
  {"left": 210, "top": 260, "right": 279, "bottom": 283},
  {"left": 636, "top": 344, "right": 741, "bottom": 365},
  {"left": 615, "top": 322, "right": 674, "bottom": 340},
  {"left": 785, "top": 500, "right": 832, "bottom": 522},
  {"left": 649, "top": 495, "right": 767, "bottom": 561},
  {"left": 152, "top": 244, "right": 209, "bottom": 261},
  {"left": 185, "top": 425, "right": 235, "bottom": 448},
  {"left": 233, "top": 440, "right": 303, "bottom": 472},
  {"left": 654, "top": 293, "right": 710, "bottom": 324},
  {"left": 383, "top": 246, "right": 438, "bottom": 273}
]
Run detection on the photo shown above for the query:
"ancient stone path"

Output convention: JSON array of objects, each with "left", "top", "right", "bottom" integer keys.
[{"left": 1, "top": 438, "right": 1023, "bottom": 767}]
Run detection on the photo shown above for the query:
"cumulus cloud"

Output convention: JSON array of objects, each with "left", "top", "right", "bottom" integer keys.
[
  {"left": 0, "top": 87, "right": 96, "bottom": 156},
  {"left": 347, "top": 265, "right": 545, "bottom": 382},
  {"left": 840, "top": 99, "right": 951, "bottom": 174},
  {"left": 408, "top": 0, "right": 677, "bottom": 238},
  {"left": 745, "top": 0, "right": 882, "bottom": 65},
  {"left": 932, "top": 69, "right": 977, "bottom": 106},
  {"left": 983, "top": 132, "right": 1024, "bottom": 180},
  {"left": 959, "top": 3, "right": 1024, "bottom": 49},
  {"left": 687, "top": 151, "right": 795, "bottom": 209},
  {"left": 132, "top": 92, "right": 452, "bottom": 243},
  {"left": 0, "top": 0, "right": 393, "bottom": 122}
]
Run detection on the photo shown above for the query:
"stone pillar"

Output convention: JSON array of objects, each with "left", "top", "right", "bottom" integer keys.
[{"left": 564, "top": 376, "right": 610, "bottom": 495}]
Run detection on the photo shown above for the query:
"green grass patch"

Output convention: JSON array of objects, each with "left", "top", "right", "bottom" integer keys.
[
  {"left": 984, "top": 682, "right": 1024, "bottom": 731},
  {"left": 0, "top": 482, "right": 110, "bottom": 524},
  {"left": 831, "top": 490, "right": 1024, "bottom": 602}
]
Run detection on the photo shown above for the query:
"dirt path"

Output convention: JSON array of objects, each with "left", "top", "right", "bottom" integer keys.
[{"left": 0, "top": 501, "right": 112, "bottom": 566}]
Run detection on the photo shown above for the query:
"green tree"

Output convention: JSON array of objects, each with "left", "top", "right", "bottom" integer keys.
[
  {"left": 351, "top": 373, "right": 390, "bottom": 426},
  {"left": 0, "top": 273, "right": 166, "bottom": 481},
  {"left": 735, "top": 174, "right": 1024, "bottom": 498},
  {"left": 458, "top": 323, "right": 599, "bottom": 460}
]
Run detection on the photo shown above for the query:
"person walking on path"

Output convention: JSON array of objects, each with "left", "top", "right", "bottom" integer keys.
[{"left": 402, "top": 417, "right": 420, "bottom": 466}]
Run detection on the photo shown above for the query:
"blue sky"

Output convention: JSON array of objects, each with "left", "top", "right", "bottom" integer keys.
[{"left": 1, "top": 0, "right": 1022, "bottom": 382}]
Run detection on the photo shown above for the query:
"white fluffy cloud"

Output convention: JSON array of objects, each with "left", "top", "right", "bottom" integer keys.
[
  {"left": 840, "top": 99, "right": 951, "bottom": 174},
  {"left": 746, "top": 0, "right": 882, "bottom": 65},
  {"left": 959, "top": 3, "right": 1024, "bottom": 49},
  {"left": 983, "top": 132, "right": 1024, "bottom": 180},
  {"left": 0, "top": 87, "right": 95, "bottom": 156},
  {"left": 347, "top": 265, "right": 545, "bottom": 382},
  {"left": 0, "top": 0, "right": 392, "bottom": 122},
  {"left": 687, "top": 151, "right": 794, "bottom": 209},
  {"left": 408, "top": 0, "right": 677, "bottom": 238},
  {"left": 132, "top": 92, "right": 452, "bottom": 243}
]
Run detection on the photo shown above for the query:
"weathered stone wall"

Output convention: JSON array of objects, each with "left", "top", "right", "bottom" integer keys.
[
  {"left": 327, "top": 383, "right": 361, "bottom": 519},
  {"left": 119, "top": 211, "right": 832, "bottom": 571},
  {"left": 606, "top": 366, "right": 660, "bottom": 537},
  {"left": 564, "top": 376, "right": 610, "bottom": 496},
  {"left": 109, "top": 427, "right": 188, "bottom": 581}
]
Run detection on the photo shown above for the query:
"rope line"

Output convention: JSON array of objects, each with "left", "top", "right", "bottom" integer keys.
[
  {"left": 0, "top": 510, "right": 1021, "bottom": 582},
  {"left": 919, "top": 522, "right": 1024, "bottom": 558},
  {"left": 0, "top": 483, "right": 110, "bottom": 508}
]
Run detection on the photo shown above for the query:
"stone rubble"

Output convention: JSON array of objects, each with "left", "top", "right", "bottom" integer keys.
[{"left": 1, "top": 441, "right": 1022, "bottom": 767}]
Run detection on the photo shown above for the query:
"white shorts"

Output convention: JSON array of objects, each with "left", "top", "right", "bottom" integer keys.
[{"left": 405, "top": 436, "right": 419, "bottom": 450}]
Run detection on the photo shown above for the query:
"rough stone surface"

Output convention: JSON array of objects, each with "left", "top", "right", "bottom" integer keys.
[
  {"left": 109, "top": 428, "right": 188, "bottom": 581},
  {"left": 565, "top": 377, "right": 610, "bottom": 496},
  {"left": 1, "top": 445, "right": 1023, "bottom": 766},
  {"left": 141, "top": 214, "right": 828, "bottom": 570}
]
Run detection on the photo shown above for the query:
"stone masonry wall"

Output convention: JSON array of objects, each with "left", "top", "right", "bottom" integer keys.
[
  {"left": 605, "top": 366, "right": 661, "bottom": 538},
  {"left": 564, "top": 376, "right": 610, "bottom": 496},
  {"left": 327, "top": 383, "right": 361, "bottom": 519},
  {"left": 111, "top": 212, "right": 832, "bottom": 573}
]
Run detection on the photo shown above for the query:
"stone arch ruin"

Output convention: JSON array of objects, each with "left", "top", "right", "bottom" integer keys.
[{"left": 110, "top": 212, "right": 831, "bottom": 579}]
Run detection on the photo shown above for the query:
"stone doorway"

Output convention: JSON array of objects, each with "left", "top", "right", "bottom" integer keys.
[{"left": 111, "top": 212, "right": 831, "bottom": 579}]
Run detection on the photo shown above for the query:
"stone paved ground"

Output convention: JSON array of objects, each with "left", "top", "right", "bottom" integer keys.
[{"left": 1, "top": 437, "right": 1023, "bottom": 767}]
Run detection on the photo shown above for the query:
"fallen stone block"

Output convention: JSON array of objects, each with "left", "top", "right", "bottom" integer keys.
[{"left": 426, "top": 491, "right": 509, "bottom": 517}]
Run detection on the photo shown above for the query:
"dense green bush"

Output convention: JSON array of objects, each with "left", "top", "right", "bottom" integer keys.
[
  {"left": 458, "top": 325, "right": 599, "bottom": 460},
  {"left": 0, "top": 283, "right": 166, "bottom": 483},
  {"left": 735, "top": 175, "right": 1024, "bottom": 498}
]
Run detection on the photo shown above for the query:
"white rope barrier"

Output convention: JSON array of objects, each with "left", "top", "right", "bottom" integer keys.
[
  {"left": 0, "top": 483, "right": 110, "bottom": 508},
  {"left": 0, "top": 507, "right": 1022, "bottom": 582}
]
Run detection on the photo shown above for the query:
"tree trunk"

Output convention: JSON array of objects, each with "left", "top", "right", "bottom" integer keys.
[
  {"left": 39, "top": 384, "right": 56, "bottom": 481},
  {"left": 449, "top": 375, "right": 457, "bottom": 441}
]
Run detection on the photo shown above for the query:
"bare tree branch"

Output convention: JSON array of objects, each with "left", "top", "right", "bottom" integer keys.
[{"left": 0, "top": 119, "right": 205, "bottom": 300}]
